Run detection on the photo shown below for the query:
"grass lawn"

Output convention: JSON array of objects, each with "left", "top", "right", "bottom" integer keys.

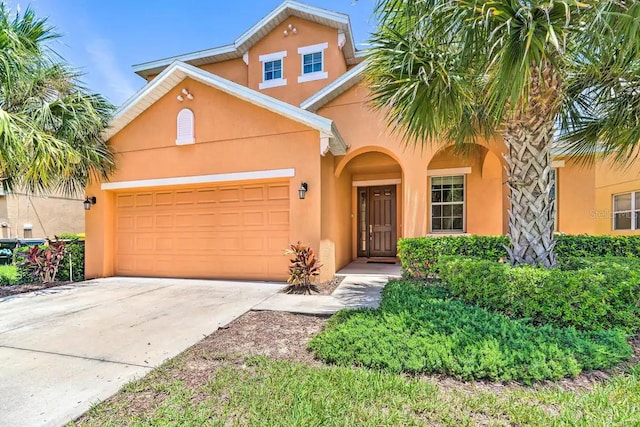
[
  {"left": 0, "top": 264, "right": 18, "bottom": 285},
  {"left": 72, "top": 354, "right": 640, "bottom": 426},
  {"left": 70, "top": 311, "right": 640, "bottom": 427}
]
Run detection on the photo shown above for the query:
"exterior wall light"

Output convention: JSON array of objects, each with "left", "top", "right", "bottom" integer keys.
[
  {"left": 298, "top": 182, "right": 308, "bottom": 200},
  {"left": 84, "top": 196, "right": 96, "bottom": 210}
]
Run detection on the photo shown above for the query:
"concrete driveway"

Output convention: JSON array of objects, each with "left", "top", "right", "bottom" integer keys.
[{"left": 0, "top": 277, "right": 284, "bottom": 427}]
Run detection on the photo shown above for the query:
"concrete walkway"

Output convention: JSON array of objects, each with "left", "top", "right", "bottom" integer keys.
[
  {"left": 254, "top": 261, "right": 401, "bottom": 315},
  {"left": 0, "top": 277, "right": 283, "bottom": 427}
]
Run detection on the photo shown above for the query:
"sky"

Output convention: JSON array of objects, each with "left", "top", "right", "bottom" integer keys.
[{"left": 4, "top": 0, "right": 377, "bottom": 106}]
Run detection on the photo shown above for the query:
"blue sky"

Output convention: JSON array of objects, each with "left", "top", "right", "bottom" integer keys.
[{"left": 5, "top": 0, "right": 377, "bottom": 106}]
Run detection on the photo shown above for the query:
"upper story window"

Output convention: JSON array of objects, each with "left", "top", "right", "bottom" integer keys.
[
  {"left": 298, "top": 42, "right": 328, "bottom": 83},
  {"left": 613, "top": 191, "right": 640, "bottom": 230},
  {"left": 264, "top": 60, "right": 282, "bottom": 81},
  {"left": 259, "top": 51, "right": 287, "bottom": 90},
  {"left": 303, "top": 52, "right": 322, "bottom": 74},
  {"left": 176, "top": 108, "right": 195, "bottom": 145}
]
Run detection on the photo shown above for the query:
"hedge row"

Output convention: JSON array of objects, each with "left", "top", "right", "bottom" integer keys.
[
  {"left": 438, "top": 256, "right": 640, "bottom": 332},
  {"left": 398, "top": 235, "right": 640, "bottom": 278}
]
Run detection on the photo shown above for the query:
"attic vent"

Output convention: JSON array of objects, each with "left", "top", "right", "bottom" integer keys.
[{"left": 176, "top": 108, "right": 195, "bottom": 145}]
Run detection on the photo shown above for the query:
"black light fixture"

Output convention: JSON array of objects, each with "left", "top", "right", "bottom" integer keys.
[
  {"left": 298, "top": 182, "right": 308, "bottom": 200},
  {"left": 84, "top": 196, "right": 96, "bottom": 210}
]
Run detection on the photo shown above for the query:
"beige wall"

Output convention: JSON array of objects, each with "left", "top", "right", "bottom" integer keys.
[
  {"left": 0, "top": 192, "right": 84, "bottom": 239},
  {"left": 594, "top": 158, "right": 640, "bottom": 235},
  {"left": 248, "top": 17, "right": 347, "bottom": 106},
  {"left": 86, "top": 78, "right": 325, "bottom": 280}
]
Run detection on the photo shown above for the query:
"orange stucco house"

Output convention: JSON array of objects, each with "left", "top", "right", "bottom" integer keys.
[{"left": 85, "top": 1, "right": 640, "bottom": 282}]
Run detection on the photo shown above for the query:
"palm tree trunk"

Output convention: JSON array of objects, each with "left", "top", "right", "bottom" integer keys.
[{"left": 503, "top": 63, "right": 560, "bottom": 267}]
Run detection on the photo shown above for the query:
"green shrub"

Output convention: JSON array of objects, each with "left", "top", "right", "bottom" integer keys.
[
  {"left": 309, "top": 281, "right": 631, "bottom": 383},
  {"left": 14, "top": 239, "right": 84, "bottom": 283},
  {"left": 438, "top": 256, "right": 640, "bottom": 332},
  {"left": 398, "top": 235, "right": 640, "bottom": 278},
  {"left": 0, "top": 265, "right": 18, "bottom": 285},
  {"left": 57, "top": 239, "right": 85, "bottom": 282}
]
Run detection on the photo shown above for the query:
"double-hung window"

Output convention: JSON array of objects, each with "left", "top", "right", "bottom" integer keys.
[
  {"left": 431, "top": 175, "right": 465, "bottom": 232},
  {"left": 298, "top": 42, "right": 328, "bottom": 83},
  {"left": 259, "top": 51, "right": 287, "bottom": 90},
  {"left": 613, "top": 191, "right": 640, "bottom": 230}
]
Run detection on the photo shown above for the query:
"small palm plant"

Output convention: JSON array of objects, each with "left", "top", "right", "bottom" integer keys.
[{"left": 284, "top": 242, "right": 322, "bottom": 294}]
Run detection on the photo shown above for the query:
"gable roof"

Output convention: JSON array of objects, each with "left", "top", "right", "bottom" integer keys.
[
  {"left": 300, "top": 61, "right": 367, "bottom": 112},
  {"left": 132, "top": 1, "right": 361, "bottom": 79},
  {"left": 105, "top": 61, "right": 348, "bottom": 156}
]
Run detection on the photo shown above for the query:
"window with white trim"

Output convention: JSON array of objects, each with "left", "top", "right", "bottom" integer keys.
[
  {"left": 176, "top": 108, "right": 194, "bottom": 145},
  {"left": 613, "top": 191, "right": 640, "bottom": 230},
  {"left": 431, "top": 175, "right": 465, "bottom": 232},
  {"left": 303, "top": 52, "right": 322, "bottom": 74},
  {"left": 259, "top": 51, "right": 287, "bottom": 90},
  {"left": 298, "top": 42, "right": 328, "bottom": 83},
  {"left": 264, "top": 59, "right": 282, "bottom": 81}
]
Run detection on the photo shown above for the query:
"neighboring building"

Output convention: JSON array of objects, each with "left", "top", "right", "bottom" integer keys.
[
  {"left": 85, "top": 1, "right": 639, "bottom": 281},
  {"left": 0, "top": 191, "right": 84, "bottom": 239}
]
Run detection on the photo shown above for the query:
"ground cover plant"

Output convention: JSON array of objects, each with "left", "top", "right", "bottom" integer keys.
[
  {"left": 0, "top": 265, "right": 18, "bottom": 285},
  {"left": 309, "top": 281, "right": 632, "bottom": 382}
]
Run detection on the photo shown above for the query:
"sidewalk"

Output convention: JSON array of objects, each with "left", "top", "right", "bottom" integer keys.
[{"left": 253, "top": 261, "right": 401, "bottom": 315}]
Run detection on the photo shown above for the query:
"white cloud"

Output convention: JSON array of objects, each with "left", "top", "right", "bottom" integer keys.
[{"left": 85, "top": 38, "right": 137, "bottom": 104}]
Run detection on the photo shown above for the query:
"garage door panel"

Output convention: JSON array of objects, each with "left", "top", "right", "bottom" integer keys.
[{"left": 115, "top": 181, "right": 289, "bottom": 280}]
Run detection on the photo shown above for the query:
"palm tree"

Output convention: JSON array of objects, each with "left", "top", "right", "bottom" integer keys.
[
  {"left": 0, "top": 4, "right": 114, "bottom": 196},
  {"left": 367, "top": 0, "right": 640, "bottom": 267}
]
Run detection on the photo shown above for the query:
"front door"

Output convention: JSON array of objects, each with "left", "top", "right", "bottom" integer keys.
[{"left": 357, "top": 185, "right": 397, "bottom": 258}]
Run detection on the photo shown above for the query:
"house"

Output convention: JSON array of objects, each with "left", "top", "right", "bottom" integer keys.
[
  {"left": 85, "top": 1, "right": 640, "bottom": 282},
  {"left": 0, "top": 190, "right": 84, "bottom": 239}
]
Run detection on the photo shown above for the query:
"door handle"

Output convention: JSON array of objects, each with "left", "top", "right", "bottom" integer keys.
[{"left": 369, "top": 224, "right": 373, "bottom": 239}]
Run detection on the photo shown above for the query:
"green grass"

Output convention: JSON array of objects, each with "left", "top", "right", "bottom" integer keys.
[
  {"left": 0, "top": 264, "right": 18, "bottom": 285},
  {"left": 309, "top": 281, "right": 632, "bottom": 382},
  {"left": 72, "top": 358, "right": 640, "bottom": 427}
]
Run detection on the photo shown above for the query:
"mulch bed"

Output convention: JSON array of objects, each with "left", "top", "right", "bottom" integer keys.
[
  {"left": 280, "top": 275, "right": 345, "bottom": 295},
  {"left": 0, "top": 281, "right": 72, "bottom": 298}
]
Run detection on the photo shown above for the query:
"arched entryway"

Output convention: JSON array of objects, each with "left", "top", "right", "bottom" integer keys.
[
  {"left": 427, "top": 144, "right": 506, "bottom": 235},
  {"left": 337, "top": 148, "right": 404, "bottom": 259}
]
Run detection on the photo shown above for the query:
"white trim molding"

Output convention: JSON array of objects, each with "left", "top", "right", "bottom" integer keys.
[
  {"left": 298, "top": 72, "right": 328, "bottom": 83},
  {"left": 551, "top": 160, "right": 566, "bottom": 168},
  {"left": 298, "top": 43, "right": 329, "bottom": 84},
  {"left": 132, "top": 1, "right": 361, "bottom": 79},
  {"left": 259, "top": 78, "right": 287, "bottom": 90},
  {"left": 101, "top": 168, "right": 296, "bottom": 191},
  {"left": 104, "top": 62, "right": 347, "bottom": 156},
  {"left": 427, "top": 167, "right": 472, "bottom": 177},
  {"left": 259, "top": 51, "right": 287, "bottom": 90},
  {"left": 298, "top": 42, "right": 329, "bottom": 55},
  {"left": 352, "top": 178, "right": 401, "bottom": 187},
  {"left": 259, "top": 50, "right": 287, "bottom": 62}
]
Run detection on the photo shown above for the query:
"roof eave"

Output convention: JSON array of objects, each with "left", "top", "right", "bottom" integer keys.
[{"left": 131, "top": 1, "right": 358, "bottom": 79}]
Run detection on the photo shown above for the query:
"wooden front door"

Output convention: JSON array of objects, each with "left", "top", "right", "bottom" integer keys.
[{"left": 357, "top": 185, "right": 397, "bottom": 258}]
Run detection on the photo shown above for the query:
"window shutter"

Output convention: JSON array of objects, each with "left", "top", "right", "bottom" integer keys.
[{"left": 176, "top": 108, "right": 195, "bottom": 145}]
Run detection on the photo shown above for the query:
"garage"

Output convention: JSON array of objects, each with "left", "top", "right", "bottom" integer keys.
[{"left": 114, "top": 180, "right": 290, "bottom": 280}]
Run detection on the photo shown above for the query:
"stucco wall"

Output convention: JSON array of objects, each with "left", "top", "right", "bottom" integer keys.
[
  {"left": 247, "top": 17, "right": 347, "bottom": 106},
  {"left": 594, "top": 158, "right": 640, "bottom": 235},
  {"left": 0, "top": 192, "right": 84, "bottom": 239},
  {"left": 86, "top": 78, "right": 324, "bottom": 279}
]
